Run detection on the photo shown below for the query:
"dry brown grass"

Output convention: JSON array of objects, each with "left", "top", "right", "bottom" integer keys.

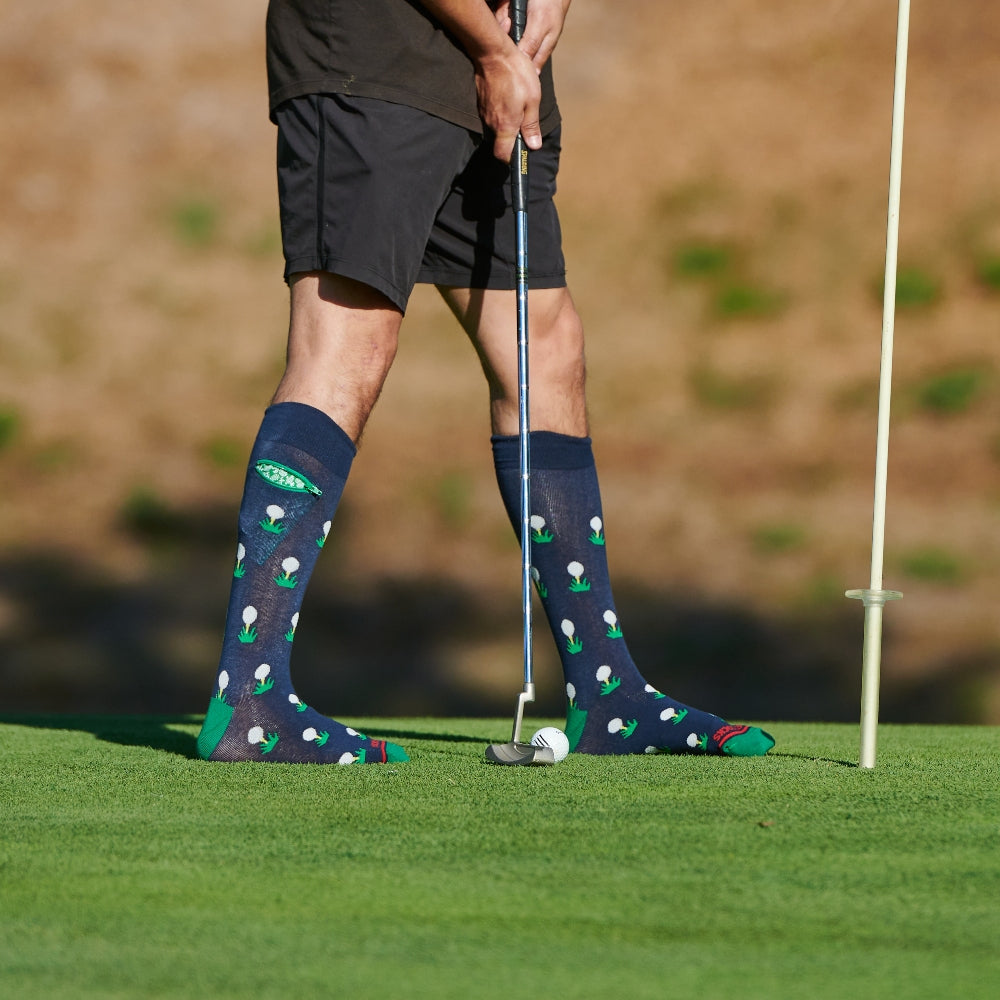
[{"left": 1, "top": 1, "right": 999, "bottom": 720}]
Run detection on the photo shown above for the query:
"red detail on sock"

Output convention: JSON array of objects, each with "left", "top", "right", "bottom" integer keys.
[
  {"left": 370, "top": 739, "right": 387, "bottom": 762},
  {"left": 713, "top": 724, "right": 750, "bottom": 748}
]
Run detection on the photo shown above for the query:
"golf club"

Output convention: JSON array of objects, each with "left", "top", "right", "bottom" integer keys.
[
  {"left": 486, "top": 0, "right": 555, "bottom": 767},
  {"left": 846, "top": 0, "right": 910, "bottom": 769}
]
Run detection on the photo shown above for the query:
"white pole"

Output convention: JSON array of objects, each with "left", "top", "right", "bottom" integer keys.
[{"left": 846, "top": 0, "right": 910, "bottom": 769}]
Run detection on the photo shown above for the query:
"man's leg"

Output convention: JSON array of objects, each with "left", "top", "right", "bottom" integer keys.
[
  {"left": 273, "top": 272, "right": 403, "bottom": 441},
  {"left": 439, "top": 284, "right": 587, "bottom": 436},
  {"left": 197, "top": 273, "right": 409, "bottom": 764},
  {"left": 441, "top": 284, "right": 775, "bottom": 756}
]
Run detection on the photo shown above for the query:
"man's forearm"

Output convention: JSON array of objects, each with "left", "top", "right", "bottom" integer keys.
[
  {"left": 418, "top": 0, "right": 513, "bottom": 65},
  {"left": 418, "top": 0, "right": 541, "bottom": 160}
]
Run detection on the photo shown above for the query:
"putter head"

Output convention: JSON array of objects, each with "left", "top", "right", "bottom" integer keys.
[{"left": 485, "top": 741, "right": 555, "bottom": 766}]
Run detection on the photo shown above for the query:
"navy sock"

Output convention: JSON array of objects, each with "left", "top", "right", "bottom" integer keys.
[
  {"left": 492, "top": 432, "right": 774, "bottom": 756},
  {"left": 197, "top": 402, "right": 407, "bottom": 764}
]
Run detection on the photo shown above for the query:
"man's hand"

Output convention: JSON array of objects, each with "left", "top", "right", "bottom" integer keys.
[
  {"left": 419, "top": 0, "right": 543, "bottom": 162},
  {"left": 474, "top": 45, "right": 542, "bottom": 162},
  {"left": 494, "top": 0, "right": 572, "bottom": 73}
]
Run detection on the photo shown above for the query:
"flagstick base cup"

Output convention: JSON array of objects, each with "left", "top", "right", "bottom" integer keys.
[{"left": 846, "top": 589, "right": 902, "bottom": 768}]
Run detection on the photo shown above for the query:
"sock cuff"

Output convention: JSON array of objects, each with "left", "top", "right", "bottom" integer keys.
[
  {"left": 256, "top": 402, "right": 357, "bottom": 474},
  {"left": 491, "top": 431, "right": 594, "bottom": 471}
]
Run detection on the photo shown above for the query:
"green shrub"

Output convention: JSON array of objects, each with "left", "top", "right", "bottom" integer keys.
[
  {"left": 975, "top": 256, "right": 1000, "bottom": 292},
  {"left": 203, "top": 437, "right": 244, "bottom": 470},
  {"left": 714, "top": 282, "right": 788, "bottom": 319},
  {"left": 0, "top": 407, "right": 21, "bottom": 450},
  {"left": 673, "top": 242, "right": 733, "bottom": 279},
  {"left": 120, "top": 487, "right": 178, "bottom": 540},
  {"left": 434, "top": 471, "right": 472, "bottom": 529},
  {"left": 875, "top": 267, "right": 942, "bottom": 309},
  {"left": 243, "top": 224, "right": 282, "bottom": 258},
  {"left": 831, "top": 378, "right": 879, "bottom": 413},
  {"left": 171, "top": 198, "right": 221, "bottom": 248},
  {"left": 913, "top": 366, "right": 990, "bottom": 416},
  {"left": 752, "top": 523, "right": 807, "bottom": 554},
  {"left": 33, "top": 441, "right": 76, "bottom": 471},
  {"left": 690, "top": 366, "right": 778, "bottom": 411},
  {"left": 898, "top": 547, "right": 964, "bottom": 584},
  {"left": 802, "top": 573, "right": 844, "bottom": 606}
]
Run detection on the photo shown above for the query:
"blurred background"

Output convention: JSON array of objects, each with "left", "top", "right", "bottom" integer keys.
[{"left": 1, "top": 0, "right": 998, "bottom": 724}]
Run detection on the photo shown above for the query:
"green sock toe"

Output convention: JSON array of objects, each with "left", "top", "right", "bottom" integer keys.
[
  {"left": 197, "top": 698, "right": 235, "bottom": 760},
  {"left": 718, "top": 725, "right": 775, "bottom": 756},
  {"left": 385, "top": 742, "right": 409, "bottom": 763}
]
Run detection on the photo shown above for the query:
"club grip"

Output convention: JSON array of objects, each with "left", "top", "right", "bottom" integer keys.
[
  {"left": 509, "top": 0, "right": 529, "bottom": 211},
  {"left": 511, "top": 138, "right": 528, "bottom": 213},
  {"left": 510, "top": 0, "right": 527, "bottom": 44}
]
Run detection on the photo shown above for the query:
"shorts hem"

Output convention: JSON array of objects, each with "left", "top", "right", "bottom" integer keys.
[{"left": 284, "top": 256, "right": 410, "bottom": 313}]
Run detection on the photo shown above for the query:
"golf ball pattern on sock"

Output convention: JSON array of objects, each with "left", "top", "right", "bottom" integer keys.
[
  {"left": 492, "top": 432, "right": 774, "bottom": 757},
  {"left": 197, "top": 404, "right": 408, "bottom": 765}
]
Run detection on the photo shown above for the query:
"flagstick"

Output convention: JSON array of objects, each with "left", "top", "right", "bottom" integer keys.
[{"left": 846, "top": 0, "right": 910, "bottom": 769}]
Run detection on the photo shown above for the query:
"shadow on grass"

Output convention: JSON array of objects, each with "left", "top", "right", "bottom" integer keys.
[
  {"left": 0, "top": 714, "right": 486, "bottom": 759},
  {"left": 0, "top": 714, "right": 864, "bottom": 767},
  {"left": 361, "top": 726, "right": 487, "bottom": 744},
  {"left": 768, "top": 751, "right": 857, "bottom": 768},
  {"left": 0, "top": 507, "right": 995, "bottom": 726},
  {"left": 0, "top": 713, "right": 201, "bottom": 758}
]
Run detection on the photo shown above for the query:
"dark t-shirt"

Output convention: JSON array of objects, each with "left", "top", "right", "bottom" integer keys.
[{"left": 266, "top": 0, "right": 559, "bottom": 134}]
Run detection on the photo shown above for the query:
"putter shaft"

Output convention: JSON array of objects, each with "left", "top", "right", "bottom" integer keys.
[{"left": 486, "top": 0, "right": 547, "bottom": 766}]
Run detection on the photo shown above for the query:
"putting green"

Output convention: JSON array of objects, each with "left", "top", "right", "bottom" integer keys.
[{"left": 1, "top": 717, "right": 997, "bottom": 999}]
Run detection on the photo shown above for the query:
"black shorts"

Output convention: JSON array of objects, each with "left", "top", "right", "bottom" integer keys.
[{"left": 275, "top": 93, "right": 566, "bottom": 312}]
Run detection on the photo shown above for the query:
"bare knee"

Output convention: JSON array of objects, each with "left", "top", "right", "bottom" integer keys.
[
  {"left": 532, "top": 294, "right": 586, "bottom": 395},
  {"left": 528, "top": 295, "right": 587, "bottom": 435},
  {"left": 273, "top": 272, "right": 403, "bottom": 442}
]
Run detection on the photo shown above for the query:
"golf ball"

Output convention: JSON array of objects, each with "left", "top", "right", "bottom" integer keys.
[{"left": 530, "top": 726, "right": 570, "bottom": 762}]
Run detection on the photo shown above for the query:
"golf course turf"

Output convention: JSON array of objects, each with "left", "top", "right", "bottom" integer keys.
[{"left": 1, "top": 716, "right": 997, "bottom": 999}]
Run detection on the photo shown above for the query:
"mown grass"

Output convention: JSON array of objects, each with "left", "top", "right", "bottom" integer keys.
[{"left": 1, "top": 717, "right": 997, "bottom": 1000}]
